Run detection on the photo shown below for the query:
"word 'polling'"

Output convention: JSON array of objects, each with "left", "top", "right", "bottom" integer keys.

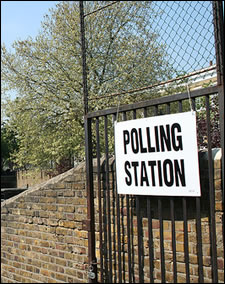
[{"left": 123, "top": 123, "right": 183, "bottom": 154}]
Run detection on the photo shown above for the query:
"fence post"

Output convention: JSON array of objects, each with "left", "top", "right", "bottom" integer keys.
[
  {"left": 213, "top": 0, "right": 224, "bottom": 269},
  {"left": 84, "top": 117, "right": 97, "bottom": 283},
  {"left": 79, "top": 2, "right": 97, "bottom": 282},
  {"left": 213, "top": 0, "right": 224, "bottom": 237},
  {"left": 80, "top": 1, "right": 89, "bottom": 115}
]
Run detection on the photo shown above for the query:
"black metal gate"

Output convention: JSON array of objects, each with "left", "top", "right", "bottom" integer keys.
[
  {"left": 84, "top": 84, "right": 224, "bottom": 283},
  {"left": 80, "top": 1, "right": 224, "bottom": 283}
]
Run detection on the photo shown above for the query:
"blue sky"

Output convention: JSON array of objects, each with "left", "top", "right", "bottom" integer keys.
[
  {"left": 1, "top": 1, "right": 216, "bottom": 101},
  {"left": 1, "top": 1, "right": 60, "bottom": 50},
  {"left": 1, "top": 1, "right": 215, "bottom": 70}
]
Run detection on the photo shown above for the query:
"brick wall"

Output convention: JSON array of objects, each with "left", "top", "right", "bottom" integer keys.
[
  {"left": 1, "top": 149, "right": 224, "bottom": 283},
  {"left": 16, "top": 169, "right": 52, "bottom": 189},
  {"left": 93, "top": 149, "right": 224, "bottom": 283},
  {"left": 1, "top": 162, "right": 89, "bottom": 283},
  {"left": 128, "top": 149, "right": 224, "bottom": 283}
]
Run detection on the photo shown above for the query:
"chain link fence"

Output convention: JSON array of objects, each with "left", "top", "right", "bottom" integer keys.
[
  {"left": 81, "top": 1, "right": 217, "bottom": 107},
  {"left": 81, "top": 3, "right": 224, "bottom": 283}
]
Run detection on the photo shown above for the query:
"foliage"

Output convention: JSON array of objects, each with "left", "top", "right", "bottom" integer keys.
[
  {"left": 1, "top": 1, "right": 176, "bottom": 172},
  {"left": 196, "top": 95, "right": 221, "bottom": 149},
  {"left": 1, "top": 122, "right": 18, "bottom": 171}
]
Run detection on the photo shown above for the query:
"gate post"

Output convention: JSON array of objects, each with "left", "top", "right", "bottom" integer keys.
[
  {"left": 213, "top": 1, "right": 224, "bottom": 199},
  {"left": 213, "top": 1, "right": 224, "bottom": 249},
  {"left": 80, "top": 0, "right": 89, "bottom": 115},
  {"left": 84, "top": 117, "right": 97, "bottom": 283},
  {"left": 80, "top": 2, "right": 97, "bottom": 282}
]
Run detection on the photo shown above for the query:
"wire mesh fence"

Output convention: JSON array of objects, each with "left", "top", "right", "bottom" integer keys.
[
  {"left": 81, "top": 1, "right": 217, "bottom": 108},
  {"left": 81, "top": 3, "right": 224, "bottom": 283}
]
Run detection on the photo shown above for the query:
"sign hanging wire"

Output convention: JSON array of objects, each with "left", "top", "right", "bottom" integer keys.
[
  {"left": 115, "top": 80, "right": 194, "bottom": 124},
  {"left": 115, "top": 94, "right": 122, "bottom": 124},
  {"left": 186, "top": 79, "right": 194, "bottom": 114}
]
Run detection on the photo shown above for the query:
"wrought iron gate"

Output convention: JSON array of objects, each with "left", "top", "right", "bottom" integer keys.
[
  {"left": 84, "top": 84, "right": 224, "bottom": 283},
  {"left": 80, "top": 1, "right": 224, "bottom": 283}
]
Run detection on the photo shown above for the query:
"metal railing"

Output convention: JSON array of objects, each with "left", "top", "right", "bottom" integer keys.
[{"left": 79, "top": 1, "right": 224, "bottom": 283}]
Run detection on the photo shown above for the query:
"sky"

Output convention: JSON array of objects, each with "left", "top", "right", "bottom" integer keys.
[
  {"left": 1, "top": 1, "right": 215, "bottom": 69},
  {"left": 1, "top": 1, "right": 60, "bottom": 50},
  {"left": 1, "top": 1, "right": 61, "bottom": 102},
  {"left": 1, "top": 1, "right": 216, "bottom": 102}
]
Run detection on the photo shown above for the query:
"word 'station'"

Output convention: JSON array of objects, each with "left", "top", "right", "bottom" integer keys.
[{"left": 114, "top": 112, "right": 201, "bottom": 196}]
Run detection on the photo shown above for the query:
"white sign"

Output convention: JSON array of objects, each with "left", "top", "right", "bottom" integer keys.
[{"left": 114, "top": 111, "right": 201, "bottom": 196}]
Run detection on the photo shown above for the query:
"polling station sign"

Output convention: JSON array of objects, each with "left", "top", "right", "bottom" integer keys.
[{"left": 114, "top": 111, "right": 201, "bottom": 196}]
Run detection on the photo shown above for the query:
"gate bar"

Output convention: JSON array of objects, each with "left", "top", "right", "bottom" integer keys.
[
  {"left": 147, "top": 198, "right": 154, "bottom": 283},
  {"left": 113, "top": 114, "right": 122, "bottom": 283},
  {"left": 122, "top": 111, "right": 132, "bottom": 283},
  {"left": 158, "top": 198, "right": 165, "bottom": 283},
  {"left": 136, "top": 196, "right": 144, "bottom": 283},
  {"left": 196, "top": 197, "right": 204, "bottom": 283},
  {"left": 86, "top": 86, "right": 219, "bottom": 118},
  {"left": 206, "top": 96, "right": 218, "bottom": 282},
  {"left": 182, "top": 198, "right": 190, "bottom": 283},
  {"left": 96, "top": 118, "right": 103, "bottom": 282},
  {"left": 112, "top": 114, "right": 118, "bottom": 283},
  {"left": 84, "top": 117, "right": 97, "bottom": 282},
  {"left": 104, "top": 115, "right": 113, "bottom": 283},
  {"left": 193, "top": 99, "right": 204, "bottom": 283},
  {"left": 170, "top": 198, "right": 177, "bottom": 283}
]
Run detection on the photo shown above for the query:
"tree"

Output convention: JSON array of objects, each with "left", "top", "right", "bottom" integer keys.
[
  {"left": 196, "top": 94, "right": 220, "bottom": 149},
  {"left": 1, "top": 1, "right": 175, "bottom": 172},
  {"left": 1, "top": 122, "right": 18, "bottom": 172}
]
